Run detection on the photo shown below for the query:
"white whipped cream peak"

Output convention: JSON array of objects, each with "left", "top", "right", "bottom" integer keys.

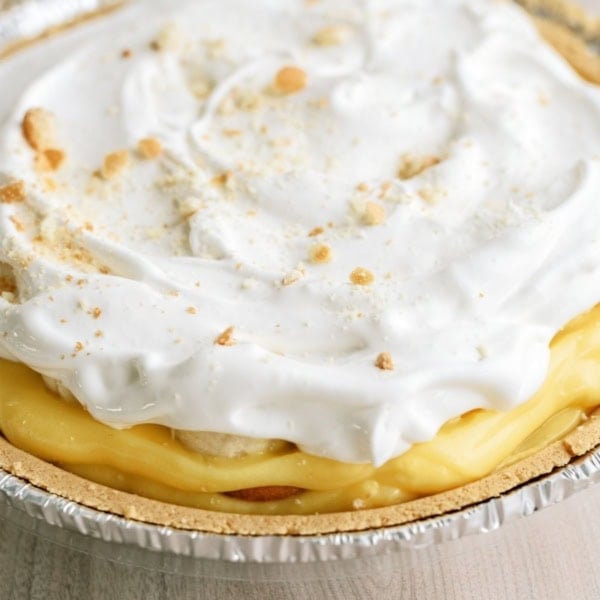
[{"left": 1, "top": 0, "right": 600, "bottom": 465}]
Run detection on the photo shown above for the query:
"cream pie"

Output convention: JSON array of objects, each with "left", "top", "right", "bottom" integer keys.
[{"left": 1, "top": 0, "right": 600, "bottom": 534}]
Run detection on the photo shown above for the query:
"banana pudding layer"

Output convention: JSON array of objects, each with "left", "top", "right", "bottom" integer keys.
[{"left": 1, "top": 0, "right": 600, "bottom": 517}]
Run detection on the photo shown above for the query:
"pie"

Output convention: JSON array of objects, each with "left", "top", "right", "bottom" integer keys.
[{"left": 1, "top": 0, "right": 600, "bottom": 535}]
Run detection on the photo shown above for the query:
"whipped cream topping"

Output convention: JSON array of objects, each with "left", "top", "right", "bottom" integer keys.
[{"left": 1, "top": 0, "right": 600, "bottom": 466}]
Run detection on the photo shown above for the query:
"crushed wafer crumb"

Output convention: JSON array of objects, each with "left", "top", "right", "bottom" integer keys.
[
  {"left": 349, "top": 267, "right": 374, "bottom": 286},
  {"left": 274, "top": 66, "right": 307, "bottom": 95},
  {"left": 375, "top": 352, "right": 394, "bottom": 371},
  {"left": 74, "top": 341, "right": 84, "bottom": 353},
  {"left": 308, "top": 243, "right": 332, "bottom": 264},
  {"left": 91, "top": 307, "right": 102, "bottom": 319},
  {"left": 138, "top": 137, "right": 163, "bottom": 159},
  {"left": 186, "top": 306, "right": 197, "bottom": 314},
  {"left": 150, "top": 23, "right": 182, "bottom": 53},
  {"left": 0, "top": 181, "right": 26, "bottom": 204},
  {"left": 101, "top": 150, "right": 129, "bottom": 180},
  {"left": 215, "top": 326, "right": 235, "bottom": 346},
  {"left": 362, "top": 202, "right": 386, "bottom": 226},
  {"left": 9, "top": 215, "right": 24, "bottom": 232},
  {"left": 235, "top": 89, "right": 264, "bottom": 111},
  {"left": 398, "top": 154, "right": 441, "bottom": 179},
  {"left": 36, "top": 148, "right": 66, "bottom": 172},
  {"left": 94, "top": 330, "right": 104, "bottom": 338},
  {"left": 21, "top": 108, "right": 57, "bottom": 151},
  {"left": 211, "top": 171, "right": 232, "bottom": 187},
  {"left": 356, "top": 182, "right": 369, "bottom": 192},
  {"left": 282, "top": 264, "right": 305, "bottom": 286},
  {"left": 190, "top": 78, "right": 212, "bottom": 99},
  {"left": 312, "top": 25, "right": 352, "bottom": 46},
  {"left": 418, "top": 185, "right": 444, "bottom": 204},
  {"left": 308, "top": 226, "right": 324, "bottom": 237}
]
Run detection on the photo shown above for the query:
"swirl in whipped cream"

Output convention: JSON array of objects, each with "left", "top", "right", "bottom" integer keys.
[{"left": 1, "top": 0, "right": 600, "bottom": 465}]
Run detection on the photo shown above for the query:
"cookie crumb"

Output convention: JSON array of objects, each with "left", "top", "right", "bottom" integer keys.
[
  {"left": 215, "top": 326, "right": 235, "bottom": 346},
  {"left": 398, "top": 154, "right": 440, "bottom": 180},
  {"left": 138, "top": 137, "right": 163, "bottom": 159},
  {"left": 150, "top": 23, "right": 181, "bottom": 53},
  {"left": 101, "top": 150, "right": 129, "bottom": 180},
  {"left": 282, "top": 265, "right": 305, "bottom": 286},
  {"left": 308, "top": 226, "right": 324, "bottom": 237},
  {"left": 186, "top": 306, "right": 197, "bottom": 314},
  {"left": 211, "top": 171, "right": 232, "bottom": 187},
  {"left": 312, "top": 25, "right": 352, "bottom": 46},
  {"left": 0, "top": 181, "right": 26, "bottom": 204},
  {"left": 274, "top": 66, "right": 307, "bottom": 95},
  {"left": 308, "top": 243, "right": 332, "bottom": 264},
  {"left": 36, "top": 148, "right": 66, "bottom": 172},
  {"left": 349, "top": 267, "right": 374, "bottom": 286},
  {"left": 375, "top": 352, "right": 394, "bottom": 371},
  {"left": 21, "top": 108, "right": 57, "bottom": 151},
  {"left": 362, "top": 202, "right": 386, "bottom": 226}
]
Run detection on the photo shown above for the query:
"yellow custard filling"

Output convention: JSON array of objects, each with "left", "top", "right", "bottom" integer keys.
[{"left": 1, "top": 304, "right": 600, "bottom": 515}]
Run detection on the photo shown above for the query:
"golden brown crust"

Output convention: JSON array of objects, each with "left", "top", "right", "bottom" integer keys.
[
  {"left": 1, "top": 414, "right": 599, "bottom": 535},
  {"left": 517, "top": 0, "right": 600, "bottom": 42},
  {"left": 0, "top": 3, "right": 125, "bottom": 60},
  {"left": 535, "top": 17, "right": 600, "bottom": 84}
]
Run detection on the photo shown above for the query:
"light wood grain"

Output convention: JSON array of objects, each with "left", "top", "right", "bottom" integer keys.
[{"left": 1, "top": 482, "right": 600, "bottom": 599}]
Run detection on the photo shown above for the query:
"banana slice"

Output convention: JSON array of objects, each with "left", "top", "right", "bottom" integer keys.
[{"left": 175, "top": 430, "right": 288, "bottom": 458}]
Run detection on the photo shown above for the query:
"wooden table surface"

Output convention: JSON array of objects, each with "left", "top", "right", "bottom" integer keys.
[{"left": 1, "top": 479, "right": 600, "bottom": 600}]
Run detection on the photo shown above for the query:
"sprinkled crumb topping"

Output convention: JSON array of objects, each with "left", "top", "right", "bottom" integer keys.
[
  {"left": 150, "top": 23, "right": 182, "bottom": 53},
  {"left": 214, "top": 326, "right": 235, "bottom": 346},
  {"left": 0, "top": 181, "right": 26, "bottom": 204},
  {"left": 21, "top": 108, "right": 57, "bottom": 151},
  {"left": 211, "top": 171, "right": 232, "bottom": 187},
  {"left": 398, "top": 154, "right": 441, "bottom": 180},
  {"left": 101, "top": 150, "right": 129, "bottom": 180},
  {"left": 375, "top": 352, "right": 394, "bottom": 371},
  {"left": 137, "top": 137, "right": 163, "bottom": 159},
  {"left": 308, "top": 243, "right": 332, "bottom": 264},
  {"left": 274, "top": 66, "right": 307, "bottom": 95},
  {"left": 308, "top": 226, "right": 324, "bottom": 237},
  {"left": 36, "top": 148, "right": 66, "bottom": 172},
  {"left": 362, "top": 202, "right": 386, "bottom": 226},
  {"left": 349, "top": 267, "right": 374, "bottom": 286},
  {"left": 282, "top": 264, "right": 305, "bottom": 286},
  {"left": 312, "top": 25, "right": 352, "bottom": 46}
]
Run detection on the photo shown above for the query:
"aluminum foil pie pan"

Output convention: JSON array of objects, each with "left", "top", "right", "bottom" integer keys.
[{"left": 0, "top": 445, "right": 599, "bottom": 579}]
